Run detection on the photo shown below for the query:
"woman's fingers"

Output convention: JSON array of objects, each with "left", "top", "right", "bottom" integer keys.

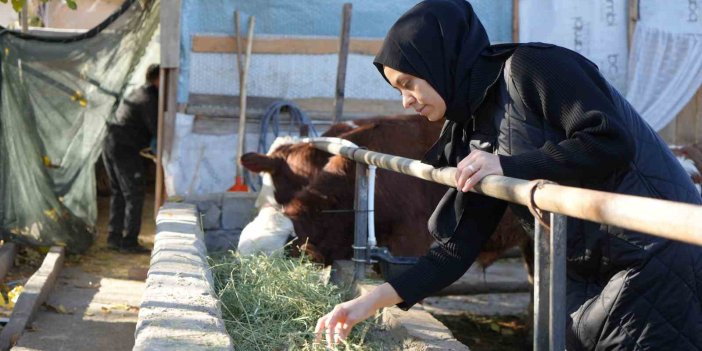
[
  {"left": 462, "top": 169, "right": 486, "bottom": 192},
  {"left": 456, "top": 163, "right": 479, "bottom": 191},
  {"left": 314, "top": 313, "right": 329, "bottom": 342},
  {"left": 459, "top": 153, "right": 504, "bottom": 192},
  {"left": 326, "top": 306, "right": 346, "bottom": 346}
]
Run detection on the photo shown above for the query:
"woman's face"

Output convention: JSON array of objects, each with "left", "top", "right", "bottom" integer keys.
[{"left": 383, "top": 66, "right": 446, "bottom": 122}]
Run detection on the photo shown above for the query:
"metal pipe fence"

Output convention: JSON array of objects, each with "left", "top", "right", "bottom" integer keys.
[{"left": 310, "top": 138, "right": 702, "bottom": 351}]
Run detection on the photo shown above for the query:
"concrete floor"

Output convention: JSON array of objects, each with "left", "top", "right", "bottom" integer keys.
[{"left": 11, "top": 193, "right": 156, "bottom": 351}]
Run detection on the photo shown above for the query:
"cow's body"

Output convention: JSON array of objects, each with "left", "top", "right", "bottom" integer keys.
[{"left": 241, "top": 115, "right": 531, "bottom": 267}]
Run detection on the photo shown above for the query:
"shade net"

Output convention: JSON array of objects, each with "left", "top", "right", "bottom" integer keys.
[{"left": 0, "top": 0, "right": 159, "bottom": 253}]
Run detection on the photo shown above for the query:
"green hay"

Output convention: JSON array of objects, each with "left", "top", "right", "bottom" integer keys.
[{"left": 209, "top": 252, "right": 384, "bottom": 351}]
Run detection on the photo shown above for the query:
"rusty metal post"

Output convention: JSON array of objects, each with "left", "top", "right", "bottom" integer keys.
[
  {"left": 352, "top": 162, "right": 369, "bottom": 280},
  {"left": 550, "top": 214, "right": 567, "bottom": 351},
  {"left": 534, "top": 214, "right": 551, "bottom": 351}
]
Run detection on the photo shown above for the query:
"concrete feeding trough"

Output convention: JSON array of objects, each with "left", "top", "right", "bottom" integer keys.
[{"left": 135, "top": 200, "right": 473, "bottom": 350}]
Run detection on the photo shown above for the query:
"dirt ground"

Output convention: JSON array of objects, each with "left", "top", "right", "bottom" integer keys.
[
  {"left": 6, "top": 177, "right": 157, "bottom": 350},
  {"left": 433, "top": 313, "right": 530, "bottom": 351},
  {"left": 64, "top": 193, "right": 154, "bottom": 279}
]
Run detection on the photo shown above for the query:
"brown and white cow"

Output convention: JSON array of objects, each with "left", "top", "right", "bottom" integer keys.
[{"left": 240, "top": 115, "right": 532, "bottom": 270}]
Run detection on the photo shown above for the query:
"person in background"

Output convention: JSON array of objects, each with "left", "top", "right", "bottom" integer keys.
[
  {"left": 315, "top": 1, "right": 702, "bottom": 349},
  {"left": 102, "top": 64, "right": 159, "bottom": 253}
]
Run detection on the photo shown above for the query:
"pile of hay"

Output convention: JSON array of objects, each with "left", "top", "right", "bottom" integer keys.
[{"left": 210, "top": 252, "right": 382, "bottom": 350}]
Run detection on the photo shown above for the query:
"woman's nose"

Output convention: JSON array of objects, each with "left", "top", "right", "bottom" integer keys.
[{"left": 402, "top": 94, "right": 415, "bottom": 109}]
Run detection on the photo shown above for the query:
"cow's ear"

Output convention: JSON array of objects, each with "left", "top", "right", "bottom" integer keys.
[{"left": 240, "top": 152, "right": 281, "bottom": 173}]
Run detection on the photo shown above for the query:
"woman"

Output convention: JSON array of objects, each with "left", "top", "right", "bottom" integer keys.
[{"left": 315, "top": 1, "right": 702, "bottom": 349}]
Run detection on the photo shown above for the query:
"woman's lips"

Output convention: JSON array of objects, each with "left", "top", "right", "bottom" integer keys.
[{"left": 417, "top": 105, "right": 426, "bottom": 115}]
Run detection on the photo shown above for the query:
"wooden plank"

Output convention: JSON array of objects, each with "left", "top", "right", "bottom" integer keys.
[
  {"left": 185, "top": 94, "right": 409, "bottom": 120},
  {"left": 154, "top": 68, "right": 166, "bottom": 217},
  {"left": 675, "top": 88, "right": 700, "bottom": 145},
  {"left": 21, "top": 2, "right": 28, "bottom": 34},
  {"left": 628, "top": 0, "right": 639, "bottom": 49},
  {"left": 659, "top": 118, "right": 677, "bottom": 145},
  {"left": 163, "top": 69, "right": 179, "bottom": 204},
  {"left": 0, "top": 246, "right": 64, "bottom": 350},
  {"left": 160, "top": 0, "right": 181, "bottom": 68},
  {"left": 192, "top": 35, "right": 383, "bottom": 55},
  {"left": 333, "top": 3, "right": 353, "bottom": 123}
]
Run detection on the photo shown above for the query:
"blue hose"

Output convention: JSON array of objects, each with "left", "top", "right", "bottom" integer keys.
[
  {"left": 257, "top": 100, "right": 318, "bottom": 154},
  {"left": 245, "top": 100, "right": 318, "bottom": 191}
]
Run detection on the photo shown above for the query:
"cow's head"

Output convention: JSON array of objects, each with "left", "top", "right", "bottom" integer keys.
[
  {"left": 283, "top": 155, "right": 357, "bottom": 265},
  {"left": 241, "top": 143, "right": 333, "bottom": 205}
]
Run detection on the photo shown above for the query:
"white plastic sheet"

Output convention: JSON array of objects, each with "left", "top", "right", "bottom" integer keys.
[
  {"left": 519, "top": 0, "right": 629, "bottom": 92},
  {"left": 625, "top": 1, "right": 702, "bottom": 131},
  {"left": 164, "top": 113, "right": 248, "bottom": 196}
]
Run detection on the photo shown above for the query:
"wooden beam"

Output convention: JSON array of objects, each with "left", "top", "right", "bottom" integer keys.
[
  {"left": 191, "top": 35, "right": 383, "bottom": 56},
  {"left": 628, "top": 0, "right": 639, "bottom": 49},
  {"left": 333, "top": 3, "right": 352, "bottom": 123},
  {"left": 20, "top": 2, "right": 28, "bottom": 34},
  {"left": 676, "top": 88, "right": 700, "bottom": 145},
  {"left": 154, "top": 68, "right": 166, "bottom": 217},
  {"left": 160, "top": 0, "right": 181, "bottom": 68},
  {"left": 0, "top": 247, "right": 64, "bottom": 350}
]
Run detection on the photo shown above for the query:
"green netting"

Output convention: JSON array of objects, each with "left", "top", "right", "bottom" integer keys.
[{"left": 0, "top": 0, "right": 159, "bottom": 253}]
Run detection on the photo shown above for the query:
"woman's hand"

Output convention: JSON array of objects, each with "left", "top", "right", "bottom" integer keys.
[
  {"left": 314, "top": 296, "right": 375, "bottom": 347},
  {"left": 456, "top": 150, "right": 503, "bottom": 192},
  {"left": 315, "top": 283, "right": 402, "bottom": 347}
]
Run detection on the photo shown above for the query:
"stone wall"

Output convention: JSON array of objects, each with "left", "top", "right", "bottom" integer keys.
[{"left": 184, "top": 192, "right": 257, "bottom": 253}]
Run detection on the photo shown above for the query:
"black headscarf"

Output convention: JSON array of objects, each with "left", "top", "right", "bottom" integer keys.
[
  {"left": 373, "top": 0, "right": 490, "bottom": 125},
  {"left": 373, "top": 1, "right": 519, "bottom": 243}
]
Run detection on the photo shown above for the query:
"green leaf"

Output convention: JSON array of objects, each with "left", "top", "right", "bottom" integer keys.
[
  {"left": 10, "top": 0, "right": 23, "bottom": 13},
  {"left": 65, "top": 0, "right": 77, "bottom": 10},
  {"left": 0, "top": 0, "right": 8, "bottom": 5}
]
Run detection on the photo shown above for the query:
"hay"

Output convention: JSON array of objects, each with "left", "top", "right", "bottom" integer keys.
[{"left": 209, "top": 252, "right": 382, "bottom": 350}]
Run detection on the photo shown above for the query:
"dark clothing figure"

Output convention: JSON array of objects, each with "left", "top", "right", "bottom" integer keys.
[
  {"left": 375, "top": 1, "right": 702, "bottom": 350},
  {"left": 103, "top": 84, "right": 158, "bottom": 249}
]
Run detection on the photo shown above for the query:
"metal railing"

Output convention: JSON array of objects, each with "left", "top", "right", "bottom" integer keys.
[{"left": 310, "top": 138, "right": 702, "bottom": 351}]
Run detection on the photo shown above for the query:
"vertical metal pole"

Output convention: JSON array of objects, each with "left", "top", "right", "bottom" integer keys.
[
  {"left": 550, "top": 214, "right": 567, "bottom": 351},
  {"left": 332, "top": 3, "right": 352, "bottom": 123},
  {"left": 352, "top": 162, "right": 369, "bottom": 281},
  {"left": 534, "top": 213, "right": 551, "bottom": 351}
]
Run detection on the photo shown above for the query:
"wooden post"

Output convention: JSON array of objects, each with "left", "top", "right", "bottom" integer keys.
[
  {"left": 232, "top": 16, "right": 255, "bottom": 191},
  {"left": 155, "top": 69, "right": 166, "bottom": 215},
  {"left": 628, "top": 0, "right": 639, "bottom": 49},
  {"left": 21, "top": 2, "right": 28, "bottom": 33},
  {"left": 512, "top": 0, "right": 520, "bottom": 42},
  {"left": 156, "top": 0, "right": 181, "bottom": 215},
  {"left": 333, "top": 3, "right": 352, "bottom": 123}
]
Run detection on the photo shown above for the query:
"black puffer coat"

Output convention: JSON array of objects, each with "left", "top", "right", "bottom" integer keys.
[{"left": 392, "top": 44, "right": 702, "bottom": 350}]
